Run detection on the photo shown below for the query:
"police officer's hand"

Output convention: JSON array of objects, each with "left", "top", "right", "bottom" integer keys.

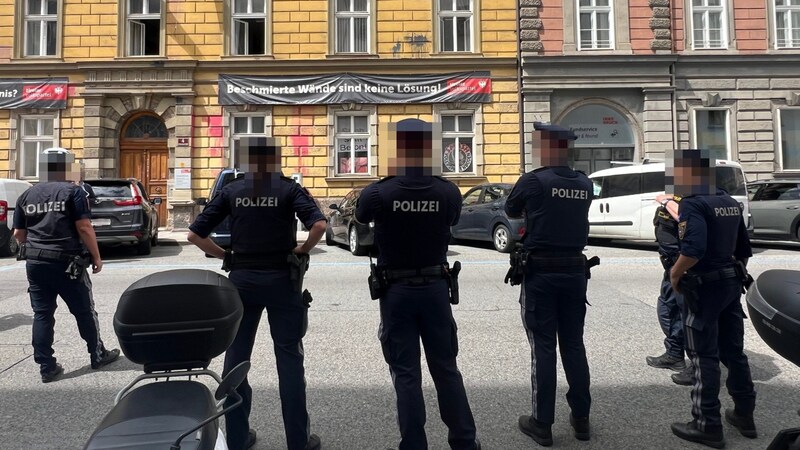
[
  {"left": 670, "top": 268, "right": 682, "bottom": 294},
  {"left": 292, "top": 245, "right": 308, "bottom": 255},
  {"left": 92, "top": 259, "right": 103, "bottom": 274}
]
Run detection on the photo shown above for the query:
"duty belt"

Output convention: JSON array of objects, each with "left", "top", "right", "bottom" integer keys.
[
  {"left": 383, "top": 265, "right": 448, "bottom": 283},
  {"left": 23, "top": 247, "right": 79, "bottom": 263},
  {"left": 228, "top": 252, "right": 290, "bottom": 271},
  {"left": 693, "top": 266, "right": 741, "bottom": 284},
  {"left": 527, "top": 254, "right": 586, "bottom": 273}
]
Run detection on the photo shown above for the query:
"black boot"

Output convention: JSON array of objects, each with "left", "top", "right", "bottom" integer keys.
[
  {"left": 725, "top": 408, "right": 757, "bottom": 438},
  {"left": 41, "top": 363, "right": 64, "bottom": 383},
  {"left": 305, "top": 434, "right": 321, "bottom": 450},
  {"left": 246, "top": 429, "right": 257, "bottom": 448},
  {"left": 91, "top": 348, "right": 120, "bottom": 369},
  {"left": 570, "top": 414, "right": 590, "bottom": 441},
  {"left": 671, "top": 421, "right": 725, "bottom": 449},
  {"left": 671, "top": 362, "right": 695, "bottom": 386},
  {"left": 647, "top": 352, "right": 686, "bottom": 371},
  {"left": 518, "top": 415, "right": 553, "bottom": 446}
]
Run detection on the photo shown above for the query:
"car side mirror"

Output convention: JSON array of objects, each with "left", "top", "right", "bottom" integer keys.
[
  {"left": 152, "top": 197, "right": 162, "bottom": 205},
  {"left": 196, "top": 197, "right": 208, "bottom": 206},
  {"left": 329, "top": 204, "right": 339, "bottom": 211}
]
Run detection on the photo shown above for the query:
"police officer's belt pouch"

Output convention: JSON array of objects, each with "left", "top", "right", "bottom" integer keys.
[
  {"left": 16, "top": 243, "right": 27, "bottom": 261},
  {"left": 368, "top": 258, "right": 386, "bottom": 300},
  {"left": 115, "top": 269, "right": 243, "bottom": 373},
  {"left": 504, "top": 248, "right": 527, "bottom": 286}
]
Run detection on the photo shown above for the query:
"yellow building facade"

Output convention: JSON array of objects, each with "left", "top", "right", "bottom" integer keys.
[{"left": 0, "top": 0, "right": 519, "bottom": 228}]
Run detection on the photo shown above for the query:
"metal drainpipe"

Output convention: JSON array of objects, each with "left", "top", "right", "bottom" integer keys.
[
  {"left": 670, "top": 62, "right": 679, "bottom": 153},
  {"left": 516, "top": 0, "right": 525, "bottom": 174}
]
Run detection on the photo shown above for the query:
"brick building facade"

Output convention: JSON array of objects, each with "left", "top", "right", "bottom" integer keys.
[
  {"left": 0, "top": 0, "right": 520, "bottom": 228},
  {"left": 519, "top": 0, "right": 800, "bottom": 179}
]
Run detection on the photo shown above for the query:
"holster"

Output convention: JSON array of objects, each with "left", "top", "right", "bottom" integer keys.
[
  {"left": 16, "top": 244, "right": 26, "bottom": 261},
  {"left": 302, "top": 289, "right": 313, "bottom": 307},
  {"left": 584, "top": 255, "right": 600, "bottom": 279},
  {"left": 368, "top": 262, "right": 387, "bottom": 300},
  {"left": 659, "top": 254, "right": 677, "bottom": 271},
  {"left": 446, "top": 261, "right": 461, "bottom": 305},
  {"left": 65, "top": 254, "right": 92, "bottom": 280},
  {"left": 736, "top": 260, "right": 754, "bottom": 293},
  {"left": 504, "top": 248, "right": 528, "bottom": 286},
  {"left": 679, "top": 274, "right": 702, "bottom": 314},
  {"left": 287, "top": 253, "right": 310, "bottom": 293},
  {"left": 221, "top": 249, "right": 232, "bottom": 272}
]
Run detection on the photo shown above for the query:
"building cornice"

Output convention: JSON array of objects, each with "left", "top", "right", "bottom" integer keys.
[
  {"left": 196, "top": 56, "right": 518, "bottom": 73},
  {"left": 521, "top": 55, "right": 677, "bottom": 90}
]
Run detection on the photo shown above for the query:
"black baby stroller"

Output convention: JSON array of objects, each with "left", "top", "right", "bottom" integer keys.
[{"left": 85, "top": 269, "right": 246, "bottom": 450}]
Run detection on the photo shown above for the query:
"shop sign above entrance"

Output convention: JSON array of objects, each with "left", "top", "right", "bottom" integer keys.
[
  {"left": 0, "top": 78, "right": 69, "bottom": 109},
  {"left": 219, "top": 72, "right": 492, "bottom": 105}
]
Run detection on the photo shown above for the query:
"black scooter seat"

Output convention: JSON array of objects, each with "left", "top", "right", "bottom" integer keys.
[{"left": 85, "top": 380, "right": 217, "bottom": 450}]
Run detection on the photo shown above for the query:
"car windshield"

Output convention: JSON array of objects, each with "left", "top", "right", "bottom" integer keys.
[
  {"left": 92, "top": 184, "right": 132, "bottom": 198},
  {"left": 715, "top": 167, "right": 746, "bottom": 196}
]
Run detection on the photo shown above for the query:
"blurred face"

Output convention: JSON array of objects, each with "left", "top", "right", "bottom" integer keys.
[
  {"left": 666, "top": 149, "right": 715, "bottom": 196},
  {"left": 39, "top": 157, "right": 80, "bottom": 182},
  {"left": 530, "top": 130, "right": 571, "bottom": 167},
  {"left": 384, "top": 121, "right": 443, "bottom": 177}
]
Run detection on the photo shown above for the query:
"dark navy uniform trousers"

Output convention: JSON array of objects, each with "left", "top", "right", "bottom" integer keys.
[
  {"left": 223, "top": 269, "right": 310, "bottom": 450},
  {"left": 521, "top": 271, "right": 591, "bottom": 424},
  {"left": 683, "top": 278, "right": 756, "bottom": 432},
  {"left": 26, "top": 260, "right": 104, "bottom": 374},
  {"left": 379, "top": 279, "right": 477, "bottom": 450},
  {"left": 658, "top": 268, "right": 685, "bottom": 359}
]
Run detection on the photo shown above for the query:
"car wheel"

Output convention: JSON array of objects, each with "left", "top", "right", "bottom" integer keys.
[
  {"left": 136, "top": 238, "right": 152, "bottom": 256},
  {"left": 325, "top": 225, "right": 336, "bottom": 246},
  {"left": 493, "top": 224, "right": 512, "bottom": 253},
  {"left": 349, "top": 226, "right": 367, "bottom": 256},
  {"left": 0, "top": 235, "right": 18, "bottom": 257}
]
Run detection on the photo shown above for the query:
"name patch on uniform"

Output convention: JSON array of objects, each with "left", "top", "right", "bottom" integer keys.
[
  {"left": 235, "top": 197, "right": 278, "bottom": 207},
  {"left": 714, "top": 206, "right": 740, "bottom": 217},
  {"left": 551, "top": 188, "right": 588, "bottom": 200},
  {"left": 392, "top": 200, "right": 439, "bottom": 212},
  {"left": 25, "top": 201, "right": 66, "bottom": 215},
  {"left": 678, "top": 221, "right": 687, "bottom": 240}
]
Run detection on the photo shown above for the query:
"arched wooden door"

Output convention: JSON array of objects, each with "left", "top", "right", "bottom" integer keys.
[{"left": 119, "top": 113, "right": 169, "bottom": 227}]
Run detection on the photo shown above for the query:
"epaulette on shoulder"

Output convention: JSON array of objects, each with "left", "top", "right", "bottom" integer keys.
[
  {"left": 532, "top": 167, "right": 547, "bottom": 173},
  {"left": 673, "top": 194, "right": 682, "bottom": 202},
  {"left": 575, "top": 169, "right": 587, "bottom": 175},
  {"left": 377, "top": 176, "right": 394, "bottom": 183}
]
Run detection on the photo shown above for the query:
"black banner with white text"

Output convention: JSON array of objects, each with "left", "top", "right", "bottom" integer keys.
[{"left": 218, "top": 72, "right": 492, "bottom": 105}]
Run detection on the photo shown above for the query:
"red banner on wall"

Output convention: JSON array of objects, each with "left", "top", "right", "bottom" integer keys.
[{"left": 0, "top": 78, "right": 69, "bottom": 109}]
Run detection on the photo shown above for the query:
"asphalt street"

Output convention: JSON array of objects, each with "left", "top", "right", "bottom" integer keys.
[{"left": 0, "top": 235, "right": 799, "bottom": 450}]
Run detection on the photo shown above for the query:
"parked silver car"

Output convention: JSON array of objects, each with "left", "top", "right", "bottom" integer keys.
[{"left": 747, "top": 179, "right": 800, "bottom": 242}]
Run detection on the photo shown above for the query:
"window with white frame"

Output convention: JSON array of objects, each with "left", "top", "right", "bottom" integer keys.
[
  {"left": 334, "top": 114, "right": 370, "bottom": 175},
  {"left": 19, "top": 116, "right": 56, "bottom": 178},
  {"left": 230, "top": 115, "right": 267, "bottom": 168},
  {"left": 691, "top": 0, "right": 727, "bottom": 49},
  {"left": 438, "top": 0, "right": 473, "bottom": 52},
  {"left": 694, "top": 109, "right": 730, "bottom": 160},
  {"left": 232, "top": 0, "right": 267, "bottom": 55},
  {"left": 126, "top": 0, "right": 161, "bottom": 56},
  {"left": 779, "top": 109, "right": 800, "bottom": 170},
  {"left": 335, "top": 0, "right": 369, "bottom": 53},
  {"left": 441, "top": 113, "right": 475, "bottom": 174},
  {"left": 578, "top": 0, "right": 613, "bottom": 50},
  {"left": 775, "top": 0, "right": 800, "bottom": 48},
  {"left": 23, "top": 0, "right": 58, "bottom": 57}
]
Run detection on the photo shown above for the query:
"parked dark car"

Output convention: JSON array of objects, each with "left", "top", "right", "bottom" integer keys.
[
  {"left": 195, "top": 169, "right": 243, "bottom": 248},
  {"left": 747, "top": 179, "right": 800, "bottom": 242},
  {"left": 451, "top": 183, "right": 525, "bottom": 253},
  {"left": 326, "top": 187, "right": 374, "bottom": 256},
  {"left": 86, "top": 178, "right": 161, "bottom": 255}
]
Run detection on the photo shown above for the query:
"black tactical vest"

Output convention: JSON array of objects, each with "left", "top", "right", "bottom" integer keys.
[
  {"left": 525, "top": 167, "right": 592, "bottom": 252},
  {"left": 18, "top": 182, "right": 84, "bottom": 253}
]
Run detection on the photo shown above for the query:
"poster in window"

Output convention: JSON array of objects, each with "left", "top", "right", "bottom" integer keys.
[{"left": 442, "top": 140, "right": 473, "bottom": 173}]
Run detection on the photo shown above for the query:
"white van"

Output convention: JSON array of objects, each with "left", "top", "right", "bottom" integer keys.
[
  {"left": 0, "top": 178, "right": 33, "bottom": 257},
  {"left": 587, "top": 160, "right": 749, "bottom": 241}
]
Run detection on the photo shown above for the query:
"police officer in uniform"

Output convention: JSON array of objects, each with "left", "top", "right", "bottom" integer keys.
[
  {"left": 355, "top": 118, "right": 479, "bottom": 450},
  {"left": 647, "top": 194, "right": 694, "bottom": 383},
  {"left": 668, "top": 149, "right": 757, "bottom": 449},
  {"left": 188, "top": 137, "right": 326, "bottom": 450},
  {"left": 12, "top": 149, "right": 119, "bottom": 383},
  {"left": 506, "top": 123, "right": 593, "bottom": 446}
]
